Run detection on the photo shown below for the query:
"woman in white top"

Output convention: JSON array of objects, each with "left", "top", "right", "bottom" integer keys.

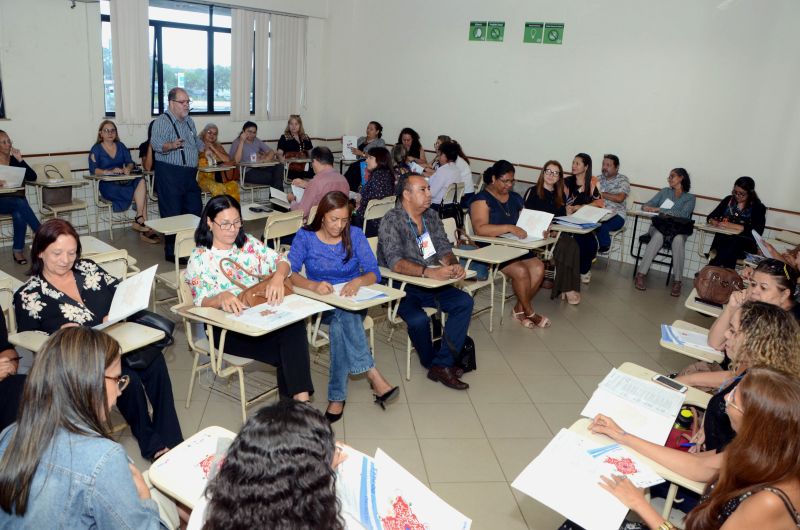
[
  {"left": 428, "top": 136, "right": 474, "bottom": 206},
  {"left": 427, "top": 141, "right": 461, "bottom": 208}
]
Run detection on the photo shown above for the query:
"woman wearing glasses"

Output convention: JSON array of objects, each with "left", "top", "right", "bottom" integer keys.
[
  {"left": 0, "top": 327, "right": 163, "bottom": 528},
  {"left": 89, "top": 120, "right": 159, "bottom": 244},
  {"left": 470, "top": 160, "right": 549, "bottom": 328},
  {"left": 707, "top": 176, "right": 767, "bottom": 269},
  {"left": 0, "top": 130, "right": 40, "bottom": 265},
  {"left": 13, "top": 219, "right": 183, "bottom": 462},
  {"left": 524, "top": 161, "right": 586, "bottom": 306},
  {"left": 184, "top": 195, "right": 314, "bottom": 403}
]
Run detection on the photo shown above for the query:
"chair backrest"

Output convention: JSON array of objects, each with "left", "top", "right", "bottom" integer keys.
[
  {"left": 173, "top": 228, "right": 196, "bottom": 284},
  {"left": 463, "top": 213, "right": 475, "bottom": 236},
  {"left": 367, "top": 236, "right": 378, "bottom": 257},
  {"left": 263, "top": 210, "right": 304, "bottom": 246},
  {"left": 443, "top": 182, "right": 458, "bottom": 204},
  {"left": 441, "top": 217, "right": 458, "bottom": 244},
  {"left": 178, "top": 274, "right": 193, "bottom": 305},
  {"left": 89, "top": 249, "right": 129, "bottom": 280},
  {"left": 306, "top": 205, "right": 318, "bottom": 226},
  {"left": 0, "top": 276, "right": 16, "bottom": 333},
  {"left": 362, "top": 196, "right": 395, "bottom": 229},
  {"left": 455, "top": 182, "right": 465, "bottom": 203},
  {"left": 33, "top": 161, "right": 74, "bottom": 181}
]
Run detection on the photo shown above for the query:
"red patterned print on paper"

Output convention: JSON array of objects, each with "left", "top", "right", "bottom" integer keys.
[
  {"left": 603, "top": 455, "right": 638, "bottom": 475},
  {"left": 198, "top": 454, "right": 215, "bottom": 478},
  {"left": 380, "top": 496, "right": 426, "bottom": 530}
]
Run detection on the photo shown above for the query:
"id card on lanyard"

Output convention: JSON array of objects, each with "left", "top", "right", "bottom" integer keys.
[{"left": 408, "top": 216, "right": 437, "bottom": 261}]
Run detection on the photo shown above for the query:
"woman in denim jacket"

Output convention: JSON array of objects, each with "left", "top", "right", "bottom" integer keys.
[{"left": 0, "top": 327, "right": 162, "bottom": 529}]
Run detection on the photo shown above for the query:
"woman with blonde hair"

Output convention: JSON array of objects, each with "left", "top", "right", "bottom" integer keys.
[
  {"left": 278, "top": 114, "right": 314, "bottom": 181},
  {"left": 197, "top": 123, "right": 239, "bottom": 202}
]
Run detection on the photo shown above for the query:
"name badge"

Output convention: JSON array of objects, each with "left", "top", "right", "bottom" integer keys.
[{"left": 417, "top": 231, "right": 437, "bottom": 260}]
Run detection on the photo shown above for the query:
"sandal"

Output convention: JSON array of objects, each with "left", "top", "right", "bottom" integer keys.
[
  {"left": 12, "top": 252, "right": 27, "bottom": 265},
  {"left": 139, "top": 230, "right": 160, "bottom": 244},
  {"left": 512, "top": 310, "right": 537, "bottom": 329},
  {"left": 563, "top": 291, "right": 581, "bottom": 305},
  {"left": 132, "top": 215, "right": 149, "bottom": 233},
  {"left": 527, "top": 312, "right": 551, "bottom": 328}
]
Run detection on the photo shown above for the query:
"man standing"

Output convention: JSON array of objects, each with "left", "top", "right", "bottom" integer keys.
[
  {"left": 377, "top": 175, "right": 473, "bottom": 390},
  {"left": 596, "top": 153, "right": 630, "bottom": 253},
  {"left": 288, "top": 147, "right": 349, "bottom": 220},
  {"left": 151, "top": 87, "right": 205, "bottom": 263}
]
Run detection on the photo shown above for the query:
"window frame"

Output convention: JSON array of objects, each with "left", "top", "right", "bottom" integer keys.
[{"left": 101, "top": 3, "right": 246, "bottom": 117}]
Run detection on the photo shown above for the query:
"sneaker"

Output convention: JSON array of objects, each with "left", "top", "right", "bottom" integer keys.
[{"left": 580, "top": 272, "right": 592, "bottom": 284}]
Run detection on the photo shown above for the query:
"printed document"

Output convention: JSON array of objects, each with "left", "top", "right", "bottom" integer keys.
[
  {"left": 752, "top": 229, "right": 771, "bottom": 257},
  {"left": 0, "top": 165, "right": 26, "bottom": 188},
  {"left": 661, "top": 324, "right": 722, "bottom": 355},
  {"left": 333, "top": 283, "right": 387, "bottom": 302},
  {"left": 270, "top": 187, "right": 289, "bottom": 207},
  {"left": 291, "top": 184, "right": 305, "bottom": 203},
  {"left": 556, "top": 205, "right": 611, "bottom": 226},
  {"left": 342, "top": 136, "right": 359, "bottom": 161},
  {"left": 95, "top": 265, "right": 157, "bottom": 330},
  {"left": 227, "top": 294, "right": 332, "bottom": 332},
  {"left": 581, "top": 369, "right": 685, "bottom": 444},
  {"left": 659, "top": 198, "right": 675, "bottom": 209},
  {"left": 499, "top": 209, "right": 553, "bottom": 242}
]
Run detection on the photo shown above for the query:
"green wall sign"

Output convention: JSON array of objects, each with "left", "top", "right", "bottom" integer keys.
[
  {"left": 486, "top": 21, "right": 505, "bottom": 42},
  {"left": 524, "top": 22, "right": 544, "bottom": 43},
  {"left": 543, "top": 23, "right": 565, "bottom": 45},
  {"left": 469, "top": 21, "right": 487, "bottom": 41}
]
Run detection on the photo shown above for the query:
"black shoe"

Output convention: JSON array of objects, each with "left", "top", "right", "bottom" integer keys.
[
  {"left": 598, "top": 246, "right": 611, "bottom": 254},
  {"left": 165, "top": 256, "right": 188, "bottom": 265},
  {"left": 373, "top": 386, "right": 399, "bottom": 410},
  {"left": 325, "top": 401, "right": 346, "bottom": 423}
]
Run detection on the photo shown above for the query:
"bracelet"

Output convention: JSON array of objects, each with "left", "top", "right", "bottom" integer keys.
[
  {"left": 658, "top": 521, "right": 675, "bottom": 530},
  {"left": 421, "top": 266, "right": 427, "bottom": 278}
]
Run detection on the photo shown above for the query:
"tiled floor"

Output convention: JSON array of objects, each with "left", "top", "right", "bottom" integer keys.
[{"left": 1, "top": 221, "right": 715, "bottom": 530}]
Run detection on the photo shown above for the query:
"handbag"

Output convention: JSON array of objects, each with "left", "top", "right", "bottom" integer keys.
[
  {"left": 431, "top": 309, "right": 477, "bottom": 375},
  {"left": 652, "top": 214, "right": 695, "bottom": 238},
  {"left": 123, "top": 310, "right": 175, "bottom": 370},
  {"left": 454, "top": 228, "right": 489, "bottom": 281},
  {"left": 219, "top": 258, "right": 293, "bottom": 307},
  {"left": 284, "top": 151, "right": 309, "bottom": 173},
  {"left": 693, "top": 265, "right": 744, "bottom": 305},
  {"left": 42, "top": 164, "right": 72, "bottom": 206},
  {"left": 438, "top": 200, "right": 464, "bottom": 229}
]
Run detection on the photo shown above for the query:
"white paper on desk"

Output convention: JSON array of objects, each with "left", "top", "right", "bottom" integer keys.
[
  {"left": 581, "top": 369, "right": 685, "bottom": 445},
  {"left": 0, "top": 165, "right": 26, "bottom": 188},
  {"left": 587, "top": 443, "right": 664, "bottom": 488},
  {"left": 499, "top": 209, "right": 553, "bottom": 242},
  {"left": 752, "top": 229, "right": 771, "bottom": 257},
  {"left": 94, "top": 265, "right": 157, "bottom": 330},
  {"left": 227, "top": 294, "right": 332, "bottom": 332},
  {"left": 270, "top": 187, "right": 288, "bottom": 203},
  {"left": 512, "top": 429, "right": 628, "bottom": 530},
  {"left": 333, "top": 283, "right": 387, "bottom": 302},
  {"left": 659, "top": 198, "right": 675, "bottom": 209},
  {"left": 149, "top": 429, "right": 233, "bottom": 505},
  {"left": 565, "top": 205, "right": 611, "bottom": 224},
  {"left": 638, "top": 210, "right": 658, "bottom": 217},
  {"left": 291, "top": 184, "right": 305, "bottom": 202},
  {"left": 342, "top": 136, "right": 359, "bottom": 161},
  {"left": 661, "top": 325, "right": 721, "bottom": 355}
]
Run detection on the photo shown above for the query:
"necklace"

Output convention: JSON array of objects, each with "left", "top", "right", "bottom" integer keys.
[{"left": 490, "top": 190, "right": 513, "bottom": 217}]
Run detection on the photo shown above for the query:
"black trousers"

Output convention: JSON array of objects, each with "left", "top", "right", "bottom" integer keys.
[
  {"left": 116, "top": 351, "right": 183, "bottom": 459},
  {"left": 211, "top": 320, "right": 314, "bottom": 398},
  {"left": 0, "top": 374, "right": 25, "bottom": 432},
  {"left": 153, "top": 161, "right": 202, "bottom": 259},
  {"left": 709, "top": 233, "right": 757, "bottom": 269}
]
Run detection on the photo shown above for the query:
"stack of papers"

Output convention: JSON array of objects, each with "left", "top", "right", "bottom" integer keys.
[
  {"left": 581, "top": 369, "right": 685, "bottom": 445},
  {"left": 342, "top": 136, "right": 359, "bottom": 161},
  {"left": 555, "top": 205, "right": 610, "bottom": 228},
  {"left": 512, "top": 429, "right": 663, "bottom": 530},
  {"left": 269, "top": 187, "right": 290, "bottom": 207},
  {"left": 498, "top": 209, "right": 553, "bottom": 242},
  {"left": 337, "top": 447, "right": 472, "bottom": 530},
  {"left": 333, "top": 283, "right": 387, "bottom": 302},
  {"left": 227, "top": 294, "right": 333, "bottom": 332},
  {"left": 291, "top": 184, "right": 305, "bottom": 203},
  {"left": 660, "top": 325, "right": 722, "bottom": 356},
  {"left": 94, "top": 265, "right": 158, "bottom": 330},
  {"left": 0, "top": 166, "right": 27, "bottom": 188}
]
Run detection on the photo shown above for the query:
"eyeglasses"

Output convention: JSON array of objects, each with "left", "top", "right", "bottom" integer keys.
[
  {"left": 105, "top": 374, "right": 130, "bottom": 392},
  {"left": 213, "top": 219, "right": 243, "bottom": 231},
  {"left": 498, "top": 178, "right": 515, "bottom": 186},
  {"left": 732, "top": 189, "right": 748, "bottom": 198},
  {"left": 544, "top": 169, "right": 561, "bottom": 177},
  {"left": 724, "top": 386, "right": 744, "bottom": 414},
  {"left": 102, "top": 128, "right": 117, "bottom": 134},
  {"left": 172, "top": 99, "right": 192, "bottom": 106}
]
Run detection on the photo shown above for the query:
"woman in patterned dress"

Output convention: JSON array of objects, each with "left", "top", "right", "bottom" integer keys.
[{"left": 184, "top": 194, "right": 313, "bottom": 402}]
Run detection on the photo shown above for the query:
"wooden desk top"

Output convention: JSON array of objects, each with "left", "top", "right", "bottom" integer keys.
[
  {"left": 8, "top": 322, "right": 165, "bottom": 354},
  {"left": 171, "top": 303, "right": 268, "bottom": 337},
  {"left": 452, "top": 244, "right": 528, "bottom": 264},
  {"left": 551, "top": 223, "right": 597, "bottom": 235},
  {"left": 379, "top": 266, "right": 476, "bottom": 289},
  {"left": 694, "top": 223, "right": 741, "bottom": 236},
  {"left": 684, "top": 288, "right": 724, "bottom": 318},
  {"left": 618, "top": 361, "right": 710, "bottom": 409},
  {"left": 660, "top": 320, "right": 724, "bottom": 364},
  {"left": 198, "top": 165, "right": 236, "bottom": 173},
  {"left": 469, "top": 234, "right": 556, "bottom": 251},
  {"left": 146, "top": 214, "right": 200, "bottom": 235},
  {"left": 238, "top": 161, "right": 280, "bottom": 168},
  {"left": 0, "top": 186, "right": 25, "bottom": 195},
  {"left": 29, "top": 178, "right": 87, "bottom": 188},
  {"left": 84, "top": 173, "right": 143, "bottom": 182}
]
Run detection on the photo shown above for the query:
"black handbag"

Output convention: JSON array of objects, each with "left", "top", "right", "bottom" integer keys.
[
  {"left": 651, "top": 215, "right": 694, "bottom": 238},
  {"left": 438, "top": 200, "right": 464, "bottom": 229},
  {"left": 431, "top": 314, "right": 477, "bottom": 374},
  {"left": 122, "top": 310, "right": 175, "bottom": 370}
]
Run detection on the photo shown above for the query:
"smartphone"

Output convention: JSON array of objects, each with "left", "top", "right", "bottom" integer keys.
[{"left": 652, "top": 374, "right": 687, "bottom": 393}]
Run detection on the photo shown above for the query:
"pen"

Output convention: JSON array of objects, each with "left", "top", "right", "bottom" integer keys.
[{"left": 679, "top": 443, "right": 696, "bottom": 448}]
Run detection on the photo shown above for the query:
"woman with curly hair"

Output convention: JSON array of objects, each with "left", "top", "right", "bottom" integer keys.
[
  {"left": 589, "top": 367, "right": 800, "bottom": 529},
  {"left": 188, "top": 401, "right": 347, "bottom": 530}
]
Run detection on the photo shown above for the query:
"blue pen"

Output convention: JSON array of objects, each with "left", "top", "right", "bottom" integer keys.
[{"left": 679, "top": 443, "right": 696, "bottom": 448}]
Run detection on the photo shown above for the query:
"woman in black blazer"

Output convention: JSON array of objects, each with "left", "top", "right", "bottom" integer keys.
[{"left": 707, "top": 176, "right": 766, "bottom": 269}]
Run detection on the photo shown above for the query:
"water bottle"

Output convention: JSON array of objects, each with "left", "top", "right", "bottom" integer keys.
[{"left": 207, "top": 153, "right": 217, "bottom": 167}]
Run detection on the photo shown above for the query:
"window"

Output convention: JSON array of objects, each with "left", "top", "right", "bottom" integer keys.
[{"left": 101, "top": 0, "right": 242, "bottom": 116}]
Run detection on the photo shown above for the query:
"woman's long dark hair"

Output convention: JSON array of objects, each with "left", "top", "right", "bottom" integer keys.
[
  {"left": 398, "top": 127, "right": 423, "bottom": 159},
  {"left": 535, "top": 160, "right": 565, "bottom": 209},
  {"left": 482, "top": 159, "right": 515, "bottom": 185},
  {"left": 685, "top": 368, "right": 800, "bottom": 530},
  {"left": 0, "top": 327, "right": 121, "bottom": 515},
  {"left": 303, "top": 191, "right": 353, "bottom": 263},
  {"left": 27, "top": 219, "right": 82, "bottom": 277},
  {"left": 202, "top": 401, "right": 344, "bottom": 530},
  {"left": 672, "top": 167, "right": 691, "bottom": 192},
  {"left": 367, "top": 147, "right": 392, "bottom": 172},
  {"left": 732, "top": 176, "right": 759, "bottom": 209},
  {"left": 195, "top": 195, "right": 247, "bottom": 249}
]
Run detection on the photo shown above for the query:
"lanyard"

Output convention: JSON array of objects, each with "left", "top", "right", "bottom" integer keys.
[{"left": 406, "top": 214, "right": 428, "bottom": 239}]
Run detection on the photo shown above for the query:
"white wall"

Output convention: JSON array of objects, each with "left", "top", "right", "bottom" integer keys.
[{"left": 317, "top": 0, "right": 800, "bottom": 220}]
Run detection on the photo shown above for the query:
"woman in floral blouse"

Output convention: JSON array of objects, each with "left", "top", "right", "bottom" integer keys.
[
  {"left": 184, "top": 195, "right": 314, "bottom": 402},
  {"left": 13, "top": 219, "right": 182, "bottom": 461},
  {"left": 351, "top": 147, "right": 396, "bottom": 236}
]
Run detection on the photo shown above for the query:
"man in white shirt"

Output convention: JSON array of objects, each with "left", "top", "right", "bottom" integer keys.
[{"left": 428, "top": 141, "right": 461, "bottom": 207}]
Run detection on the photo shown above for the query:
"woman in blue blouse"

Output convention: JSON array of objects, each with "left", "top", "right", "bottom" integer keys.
[
  {"left": 288, "top": 191, "right": 398, "bottom": 423},
  {"left": 89, "top": 120, "right": 158, "bottom": 243},
  {"left": 635, "top": 168, "right": 697, "bottom": 295}
]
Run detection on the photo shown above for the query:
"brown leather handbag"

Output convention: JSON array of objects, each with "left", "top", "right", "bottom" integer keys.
[
  {"left": 284, "top": 151, "right": 309, "bottom": 173},
  {"left": 219, "top": 258, "right": 293, "bottom": 307},
  {"left": 693, "top": 265, "right": 744, "bottom": 305}
]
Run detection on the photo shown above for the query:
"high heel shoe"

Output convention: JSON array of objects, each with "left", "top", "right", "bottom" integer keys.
[
  {"left": 325, "top": 401, "right": 345, "bottom": 424},
  {"left": 373, "top": 386, "right": 399, "bottom": 410},
  {"left": 12, "top": 252, "right": 27, "bottom": 265}
]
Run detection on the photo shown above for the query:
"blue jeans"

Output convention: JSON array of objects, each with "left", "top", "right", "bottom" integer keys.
[
  {"left": 596, "top": 214, "right": 625, "bottom": 249},
  {"left": 0, "top": 197, "right": 40, "bottom": 251},
  {"left": 322, "top": 308, "right": 374, "bottom": 402},
  {"left": 396, "top": 285, "right": 474, "bottom": 368}
]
